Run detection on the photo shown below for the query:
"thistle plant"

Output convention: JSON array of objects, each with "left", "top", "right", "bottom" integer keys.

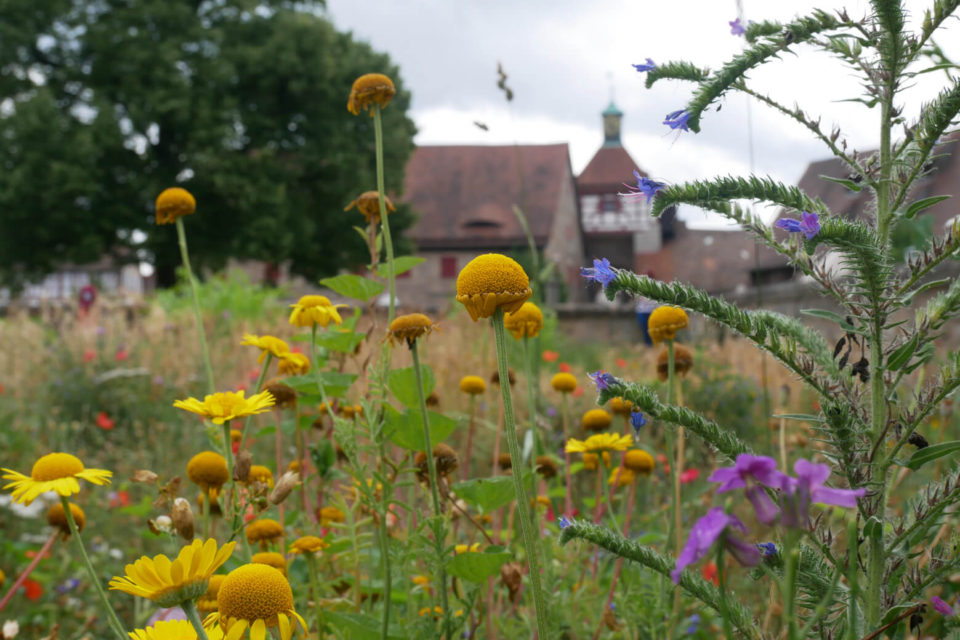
[{"left": 567, "top": 2, "right": 960, "bottom": 638}]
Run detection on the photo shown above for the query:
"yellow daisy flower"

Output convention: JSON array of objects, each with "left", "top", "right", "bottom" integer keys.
[
  {"left": 504, "top": 301, "right": 543, "bottom": 339},
  {"left": 129, "top": 619, "right": 224, "bottom": 640},
  {"left": 565, "top": 433, "right": 633, "bottom": 454},
  {"left": 288, "top": 295, "right": 347, "bottom": 328},
  {"left": 288, "top": 536, "right": 328, "bottom": 555},
  {"left": 2, "top": 453, "right": 112, "bottom": 505},
  {"left": 241, "top": 335, "right": 291, "bottom": 363},
  {"left": 109, "top": 538, "right": 236, "bottom": 608},
  {"left": 174, "top": 390, "right": 276, "bottom": 425},
  {"left": 277, "top": 353, "right": 310, "bottom": 376},
  {"left": 204, "top": 564, "right": 307, "bottom": 640}
]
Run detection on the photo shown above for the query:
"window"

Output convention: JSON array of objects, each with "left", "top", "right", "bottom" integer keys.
[
  {"left": 602, "top": 194, "right": 618, "bottom": 213},
  {"left": 441, "top": 256, "right": 457, "bottom": 278}
]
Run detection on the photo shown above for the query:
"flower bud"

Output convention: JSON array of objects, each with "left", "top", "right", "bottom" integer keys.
[
  {"left": 148, "top": 515, "right": 173, "bottom": 535},
  {"left": 171, "top": 498, "right": 194, "bottom": 541},
  {"left": 233, "top": 450, "right": 252, "bottom": 483},
  {"left": 269, "top": 471, "right": 300, "bottom": 505}
]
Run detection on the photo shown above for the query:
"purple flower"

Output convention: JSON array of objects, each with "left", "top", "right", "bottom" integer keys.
[
  {"left": 671, "top": 507, "right": 760, "bottom": 583},
  {"left": 708, "top": 454, "right": 787, "bottom": 524},
  {"left": 632, "top": 58, "right": 656, "bottom": 73},
  {"left": 932, "top": 596, "right": 956, "bottom": 616},
  {"left": 685, "top": 613, "right": 701, "bottom": 634},
  {"left": 621, "top": 169, "right": 665, "bottom": 204},
  {"left": 663, "top": 110, "right": 691, "bottom": 132},
  {"left": 776, "top": 211, "right": 821, "bottom": 240},
  {"left": 581, "top": 257, "right": 616, "bottom": 287},
  {"left": 779, "top": 459, "right": 866, "bottom": 527},
  {"left": 588, "top": 370, "right": 617, "bottom": 392},
  {"left": 558, "top": 515, "right": 571, "bottom": 529},
  {"left": 629, "top": 410, "right": 647, "bottom": 437},
  {"left": 729, "top": 17, "right": 746, "bottom": 36}
]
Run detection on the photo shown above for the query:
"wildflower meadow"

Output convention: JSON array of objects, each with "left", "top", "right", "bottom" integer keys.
[{"left": 5, "top": 1, "right": 960, "bottom": 639}]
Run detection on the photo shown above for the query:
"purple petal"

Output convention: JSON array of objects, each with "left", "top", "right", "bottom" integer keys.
[
  {"left": 708, "top": 467, "right": 745, "bottom": 492},
  {"left": 746, "top": 485, "right": 781, "bottom": 525},
  {"left": 932, "top": 596, "right": 956, "bottom": 616},
  {"left": 725, "top": 535, "right": 761, "bottom": 567},
  {"left": 794, "top": 459, "right": 831, "bottom": 485},
  {"left": 811, "top": 486, "right": 865, "bottom": 508}
]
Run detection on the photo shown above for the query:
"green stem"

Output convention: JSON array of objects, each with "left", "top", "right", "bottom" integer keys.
[
  {"left": 664, "top": 339, "right": 681, "bottom": 637},
  {"left": 373, "top": 105, "right": 396, "bottom": 323},
  {"left": 716, "top": 545, "right": 734, "bottom": 640},
  {"left": 239, "top": 354, "right": 272, "bottom": 451},
  {"left": 411, "top": 340, "right": 451, "bottom": 635},
  {"left": 522, "top": 336, "right": 539, "bottom": 460},
  {"left": 60, "top": 497, "right": 127, "bottom": 639},
  {"left": 783, "top": 531, "right": 801, "bottom": 640},
  {"left": 175, "top": 217, "right": 215, "bottom": 395},
  {"left": 182, "top": 600, "right": 210, "bottom": 640},
  {"left": 377, "top": 440, "right": 393, "bottom": 640},
  {"left": 492, "top": 309, "right": 549, "bottom": 638},
  {"left": 307, "top": 553, "right": 325, "bottom": 638},
  {"left": 847, "top": 518, "right": 860, "bottom": 640}
]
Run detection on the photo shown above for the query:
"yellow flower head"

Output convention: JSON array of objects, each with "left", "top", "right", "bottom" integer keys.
[
  {"left": 246, "top": 465, "right": 275, "bottom": 488},
  {"left": 458, "top": 375, "right": 486, "bottom": 395},
  {"left": 174, "top": 390, "right": 276, "bottom": 425},
  {"left": 205, "top": 564, "right": 307, "bottom": 640},
  {"left": 504, "top": 302, "right": 543, "bottom": 339},
  {"left": 129, "top": 619, "right": 224, "bottom": 640},
  {"left": 609, "top": 397, "right": 634, "bottom": 416},
  {"left": 187, "top": 451, "right": 229, "bottom": 492},
  {"left": 288, "top": 295, "right": 347, "bottom": 328},
  {"left": 582, "top": 452, "right": 611, "bottom": 471},
  {"left": 550, "top": 372, "right": 578, "bottom": 394},
  {"left": 624, "top": 449, "right": 655, "bottom": 475},
  {"left": 277, "top": 353, "right": 311, "bottom": 376},
  {"left": 582, "top": 409, "right": 613, "bottom": 432},
  {"left": 609, "top": 467, "right": 637, "bottom": 488},
  {"left": 197, "top": 574, "right": 226, "bottom": 615},
  {"left": 566, "top": 433, "right": 633, "bottom": 455},
  {"left": 412, "top": 575, "right": 430, "bottom": 587},
  {"left": 251, "top": 552, "right": 287, "bottom": 575},
  {"left": 456, "top": 254, "right": 532, "bottom": 321},
  {"left": 318, "top": 506, "right": 345, "bottom": 526},
  {"left": 454, "top": 543, "right": 481, "bottom": 554},
  {"left": 109, "top": 538, "right": 236, "bottom": 608},
  {"left": 245, "top": 518, "right": 284, "bottom": 544},
  {"left": 155, "top": 187, "right": 196, "bottom": 225},
  {"left": 289, "top": 536, "right": 328, "bottom": 555},
  {"left": 345, "top": 191, "right": 396, "bottom": 224},
  {"left": 647, "top": 306, "right": 689, "bottom": 344},
  {"left": 387, "top": 313, "right": 438, "bottom": 347},
  {"left": 2, "top": 452, "right": 112, "bottom": 505},
  {"left": 657, "top": 344, "right": 695, "bottom": 381},
  {"left": 347, "top": 73, "right": 396, "bottom": 116},
  {"left": 46, "top": 502, "right": 85, "bottom": 537},
  {"left": 241, "top": 335, "right": 291, "bottom": 363}
]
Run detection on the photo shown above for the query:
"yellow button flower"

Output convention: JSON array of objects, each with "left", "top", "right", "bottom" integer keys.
[
  {"left": 656, "top": 344, "right": 695, "bottom": 381},
  {"left": 504, "top": 301, "right": 543, "bottom": 339},
  {"left": 187, "top": 451, "right": 229, "bottom": 493},
  {"left": 318, "top": 506, "right": 345, "bottom": 526},
  {"left": 347, "top": 73, "right": 396, "bottom": 116},
  {"left": 197, "top": 574, "right": 226, "bottom": 615},
  {"left": 288, "top": 295, "right": 347, "bottom": 328},
  {"left": 550, "top": 372, "right": 578, "bottom": 393},
  {"left": 582, "top": 409, "right": 613, "bottom": 432},
  {"left": 109, "top": 538, "right": 236, "bottom": 608},
  {"left": 155, "top": 187, "right": 196, "bottom": 225},
  {"left": 204, "top": 564, "right": 307, "bottom": 640},
  {"left": 245, "top": 518, "right": 284, "bottom": 544},
  {"left": 647, "top": 306, "right": 689, "bottom": 344},
  {"left": 565, "top": 433, "right": 633, "bottom": 454},
  {"left": 609, "top": 397, "right": 634, "bottom": 416},
  {"left": 245, "top": 465, "right": 274, "bottom": 488},
  {"left": 251, "top": 552, "right": 287, "bottom": 575},
  {"left": 582, "top": 452, "right": 611, "bottom": 470},
  {"left": 456, "top": 254, "right": 532, "bottom": 321},
  {"left": 458, "top": 375, "right": 486, "bottom": 395},
  {"left": 241, "top": 334, "right": 291, "bottom": 363},
  {"left": 624, "top": 449, "right": 655, "bottom": 475},
  {"left": 46, "top": 502, "right": 85, "bottom": 537},
  {"left": 2, "top": 452, "right": 112, "bottom": 505},
  {"left": 608, "top": 467, "right": 637, "bottom": 488},
  {"left": 288, "top": 536, "right": 328, "bottom": 555},
  {"left": 174, "top": 390, "right": 276, "bottom": 425},
  {"left": 387, "top": 313, "right": 438, "bottom": 347},
  {"left": 345, "top": 190, "right": 396, "bottom": 223}
]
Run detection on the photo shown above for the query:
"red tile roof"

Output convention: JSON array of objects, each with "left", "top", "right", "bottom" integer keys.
[
  {"left": 577, "top": 145, "right": 645, "bottom": 192},
  {"left": 402, "top": 144, "right": 573, "bottom": 249}
]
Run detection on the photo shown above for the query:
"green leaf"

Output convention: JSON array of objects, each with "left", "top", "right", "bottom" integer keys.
[
  {"left": 886, "top": 335, "right": 919, "bottom": 371},
  {"left": 820, "top": 174, "right": 862, "bottom": 192},
  {"left": 315, "top": 328, "right": 366, "bottom": 354},
  {"left": 309, "top": 439, "right": 337, "bottom": 478},
  {"left": 771, "top": 413, "right": 826, "bottom": 423},
  {"left": 322, "top": 611, "right": 406, "bottom": 640},
  {"left": 904, "top": 195, "right": 951, "bottom": 219},
  {"left": 800, "top": 308, "right": 860, "bottom": 332},
  {"left": 375, "top": 255, "right": 425, "bottom": 277},
  {"left": 451, "top": 476, "right": 517, "bottom": 512},
  {"left": 284, "top": 372, "right": 357, "bottom": 398},
  {"left": 863, "top": 516, "right": 883, "bottom": 540},
  {"left": 446, "top": 547, "right": 513, "bottom": 583},
  {"left": 319, "top": 274, "right": 384, "bottom": 302},
  {"left": 906, "top": 440, "right": 960, "bottom": 470},
  {"left": 388, "top": 365, "right": 435, "bottom": 408},
  {"left": 384, "top": 405, "right": 459, "bottom": 450}
]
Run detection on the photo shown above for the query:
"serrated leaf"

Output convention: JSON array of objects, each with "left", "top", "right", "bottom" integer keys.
[
  {"left": 886, "top": 335, "right": 919, "bottom": 371},
  {"left": 375, "top": 256, "right": 425, "bottom": 278},
  {"left": 446, "top": 547, "right": 512, "bottom": 582},
  {"left": 819, "top": 174, "right": 862, "bottom": 192},
  {"left": 904, "top": 195, "right": 951, "bottom": 219},
  {"left": 906, "top": 440, "right": 960, "bottom": 470},
  {"left": 320, "top": 274, "right": 384, "bottom": 302},
  {"left": 388, "top": 365, "right": 435, "bottom": 408},
  {"left": 451, "top": 476, "right": 516, "bottom": 512},
  {"left": 383, "top": 405, "right": 459, "bottom": 450}
]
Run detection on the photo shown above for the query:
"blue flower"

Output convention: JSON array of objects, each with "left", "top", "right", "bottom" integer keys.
[
  {"left": 632, "top": 58, "right": 656, "bottom": 73},
  {"left": 776, "top": 211, "right": 821, "bottom": 240},
  {"left": 629, "top": 410, "right": 647, "bottom": 437},
  {"left": 588, "top": 370, "right": 617, "bottom": 392},
  {"left": 621, "top": 169, "right": 665, "bottom": 204},
  {"left": 581, "top": 257, "right": 616, "bottom": 288},
  {"left": 686, "top": 613, "right": 701, "bottom": 634},
  {"left": 558, "top": 515, "right": 571, "bottom": 529},
  {"left": 757, "top": 542, "right": 777, "bottom": 557},
  {"left": 729, "top": 17, "right": 746, "bottom": 36},
  {"left": 663, "top": 110, "right": 691, "bottom": 131}
]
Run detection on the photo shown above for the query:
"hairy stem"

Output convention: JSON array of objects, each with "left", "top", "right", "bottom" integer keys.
[
  {"left": 175, "top": 217, "right": 215, "bottom": 395},
  {"left": 373, "top": 105, "right": 396, "bottom": 323},
  {"left": 182, "top": 600, "right": 211, "bottom": 640}
]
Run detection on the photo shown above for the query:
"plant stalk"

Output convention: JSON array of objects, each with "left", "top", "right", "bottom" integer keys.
[
  {"left": 373, "top": 105, "right": 396, "bottom": 323},
  {"left": 182, "top": 600, "right": 211, "bottom": 640},
  {"left": 175, "top": 217, "right": 215, "bottom": 395}
]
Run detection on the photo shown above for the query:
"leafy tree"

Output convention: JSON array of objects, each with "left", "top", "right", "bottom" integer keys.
[{"left": 0, "top": 0, "right": 416, "bottom": 289}]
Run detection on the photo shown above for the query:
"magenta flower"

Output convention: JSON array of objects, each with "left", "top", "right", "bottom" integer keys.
[
  {"left": 671, "top": 507, "right": 760, "bottom": 583},
  {"left": 776, "top": 211, "right": 821, "bottom": 240},
  {"left": 779, "top": 459, "right": 865, "bottom": 527},
  {"left": 708, "top": 454, "right": 786, "bottom": 524},
  {"left": 932, "top": 596, "right": 956, "bottom": 616},
  {"left": 621, "top": 169, "right": 665, "bottom": 204}
]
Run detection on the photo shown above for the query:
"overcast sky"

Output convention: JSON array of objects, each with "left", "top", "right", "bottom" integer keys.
[{"left": 325, "top": 0, "right": 960, "bottom": 227}]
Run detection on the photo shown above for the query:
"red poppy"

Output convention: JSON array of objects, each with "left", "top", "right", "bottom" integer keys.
[
  {"left": 680, "top": 469, "right": 700, "bottom": 484},
  {"left": 702, "top": 561, "right": 719, "bottom": 586},
  {"left": 83, "top": 350, "right": 96, "bottom": 362},
  {"left": 558, "top": 362, "right": 572, "bottom": 373},
  {"left": 96, "top": 412, "right": 115, "bottom": 431},
  {"left": 114, "top": 348, "right": 129, "bottom": 362},
  {"left": 110, "top": 490, "right": 131, "bottom": 508},
  {"left": 232, "top": 441, "right": 240, "bottom": 455},
  {"left": 23, "top": 577, "right": 44, "bottom": 600},
  {"left": 542, "top": 350, "right": 559, "bottom": 362},
  {"left": 615, "top": 357, "right": 627, "bottom": 368},
  {"left": 572, "top": 386, "right": 584, "bottom": 398}
]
